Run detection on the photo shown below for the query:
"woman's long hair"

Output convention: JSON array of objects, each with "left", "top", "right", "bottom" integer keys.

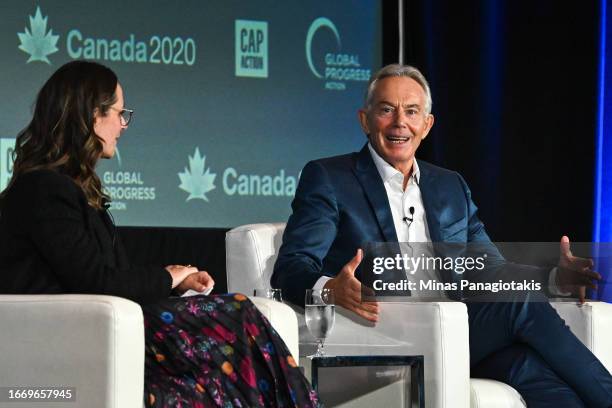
[{"left": 2, "top": 60, "right": 117, "bottom": 209}]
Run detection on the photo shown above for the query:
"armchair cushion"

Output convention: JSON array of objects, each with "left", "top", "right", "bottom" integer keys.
[
  {"left": 551, "top": 300, "right": 612, "bottom": 369},
  {"left": 0, "top": 294, "right": 144, "bottom": 408},
  {"left": 249, "top": 296, "right": 299, "bottom": 358},
  {"left": 470, "top": 379, "right": 525, "bottom": 408}
]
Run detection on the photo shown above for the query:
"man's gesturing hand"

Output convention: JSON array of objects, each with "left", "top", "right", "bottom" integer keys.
[
  {"left": 557, "top": 236, "right": 601, "bottom": 303},
  {"left": 323, "top": 249, "right": 379, "bottom": 322}
]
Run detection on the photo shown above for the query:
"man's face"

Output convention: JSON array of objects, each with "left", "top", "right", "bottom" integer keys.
[{"left": 359, "top": 76, "right": 434, "bottom": 175}]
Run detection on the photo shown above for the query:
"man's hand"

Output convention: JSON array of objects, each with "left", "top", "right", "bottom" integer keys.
[
  {"left": 176, "top": 271, "right": 215, "bottom": 295},
  {"left": 324, "top": 249, "right": 379, "bottom": 322},
  {"left": 557, "top": 236, "right": 601, "bottom": 303}
]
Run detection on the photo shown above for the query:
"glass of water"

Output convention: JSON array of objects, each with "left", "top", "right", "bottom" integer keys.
[
  {"left": 253, "top": 288, "right": 283, "bottom": 302},
  {"left": 305, "top": 288, "right": 335, "bottom": 358}
]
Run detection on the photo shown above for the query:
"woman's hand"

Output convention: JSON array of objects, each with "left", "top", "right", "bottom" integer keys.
[
  {"left": 165, "top": 264, "right": 199, "bottom": 289},
  {"left": 176, "top": 271, "right": 215, "bottom": 294}
]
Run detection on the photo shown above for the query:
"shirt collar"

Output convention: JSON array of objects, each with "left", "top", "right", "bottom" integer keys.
[{"left": 367, "top": 142, "right": 420, "bottom": 185}]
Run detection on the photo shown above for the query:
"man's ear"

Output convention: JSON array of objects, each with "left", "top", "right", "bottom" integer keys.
[
  {"left": 358, "top": 108, "right": 370, "bottom": 135},
  {"left": 421, "top": 114, "right": 435, "bottom": 140}
]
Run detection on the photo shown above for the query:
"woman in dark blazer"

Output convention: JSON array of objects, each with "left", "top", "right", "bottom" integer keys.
[{"left": 0, "top": 61, "right": 319, "bottom": 408}]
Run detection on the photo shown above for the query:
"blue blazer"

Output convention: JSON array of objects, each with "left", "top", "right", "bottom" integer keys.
[
  {"left": 272, "top": 144, "right": 498, "bottom": 306},
  {"left": 272, "top": 145, "right": 498, "bottom": 304}
]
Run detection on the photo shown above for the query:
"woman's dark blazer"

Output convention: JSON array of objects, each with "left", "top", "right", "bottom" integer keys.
[{"left": 0, "top": 169, "right": 171, "bottom": 304}]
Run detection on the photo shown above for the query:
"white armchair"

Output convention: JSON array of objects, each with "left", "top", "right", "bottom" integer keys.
[
  {"left": 226, "top": 223, "right": 612, "bottom": 408},
  {"left": 0, "top": 295, "right": 144, "bottom": 408},
  {"left": 0, "top": 293, "right": 298, "bottom": 408}
]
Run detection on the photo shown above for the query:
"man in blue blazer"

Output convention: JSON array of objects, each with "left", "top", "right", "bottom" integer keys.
[{"left": 272, "top": 64, "right": 612, "bottom": 407}]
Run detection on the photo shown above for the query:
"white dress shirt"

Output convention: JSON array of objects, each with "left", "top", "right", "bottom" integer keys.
[
  {"left": 367, "top": 144, "right": 443, "bottom": 297},
  {"left": 367, "top": 143, "right": 430, "bottom": 243}
]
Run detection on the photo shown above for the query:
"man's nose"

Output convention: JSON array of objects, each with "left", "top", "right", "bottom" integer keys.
[{"left": 394, "top": 109, "right": 408, "bottom": 127}]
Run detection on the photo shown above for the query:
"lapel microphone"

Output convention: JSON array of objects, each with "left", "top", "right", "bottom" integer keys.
[{"left": 403, "top": 206, "right": 415, "bottom": 224}]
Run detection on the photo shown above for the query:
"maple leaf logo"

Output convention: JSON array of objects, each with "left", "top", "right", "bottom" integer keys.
[
  {"left": 17, "top": 6, "right": 59, "bottom": 64},
  {"left": 178, "top": 147, "right": 217, "bottom": 201}
]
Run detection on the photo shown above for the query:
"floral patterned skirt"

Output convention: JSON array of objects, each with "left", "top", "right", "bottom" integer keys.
[{"left": 142, "top": 293, "right": 320, "bottom": 408}]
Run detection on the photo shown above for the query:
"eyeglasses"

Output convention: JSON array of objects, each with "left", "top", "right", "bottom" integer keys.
[{"left": 109, "top": 107, "right": 134, "bottom": 126}]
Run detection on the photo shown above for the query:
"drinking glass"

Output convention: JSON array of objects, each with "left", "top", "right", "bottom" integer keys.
[
  {"left": 305, "top": 288, "right": 335, "bottom": 357},
  {"left": 253, "top": 288, "right": 283, "bottom": 302}
]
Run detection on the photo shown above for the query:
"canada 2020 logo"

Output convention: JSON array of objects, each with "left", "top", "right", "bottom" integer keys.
[
  {"left": 178, "top": 147, "right": 298, "bottom": 203},
  {"left": 17, "top": 6, "right": 59, "bottom": 64},
  {"left": 17, "top": 6, "right": 197, "bottom": 66}
]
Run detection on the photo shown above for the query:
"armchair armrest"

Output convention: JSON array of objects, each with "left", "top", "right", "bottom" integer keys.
[
  {"left": 551, "top": 300, "right": 612, "bottom": 371},
  {"left": 249, "top": 296, "right": 299, "bottom": 358},
  {"left": 0, "top": 295, "right": 144, "bottom": 408}
]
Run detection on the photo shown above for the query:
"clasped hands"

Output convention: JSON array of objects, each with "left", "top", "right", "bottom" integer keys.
[
  {"left": 165, "top": 264, "right": 215, "bottom": 295},
  {"left": 324, "top": 236, "right": 602, "bottom": 323}
]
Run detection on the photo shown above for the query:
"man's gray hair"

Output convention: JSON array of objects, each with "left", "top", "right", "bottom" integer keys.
[{"left": 364, "top": 64, "right": 433, "bottom": 114}]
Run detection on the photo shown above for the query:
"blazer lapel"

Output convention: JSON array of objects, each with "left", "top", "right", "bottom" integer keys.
[
  {"left": 417, "top": 161, "right": 443, "bottom": 242},
  {"left": 352, "top": 145, "right": 398, "bottom": 242}
]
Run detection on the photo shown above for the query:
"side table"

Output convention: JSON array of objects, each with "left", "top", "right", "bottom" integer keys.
[{"left": 301, "top": 355, "right": 424, "bottom": 408}]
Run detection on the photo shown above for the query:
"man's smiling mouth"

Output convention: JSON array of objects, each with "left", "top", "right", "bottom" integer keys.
[{"left": 385, "top": 135, "right": 410, "bottom": 144}]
